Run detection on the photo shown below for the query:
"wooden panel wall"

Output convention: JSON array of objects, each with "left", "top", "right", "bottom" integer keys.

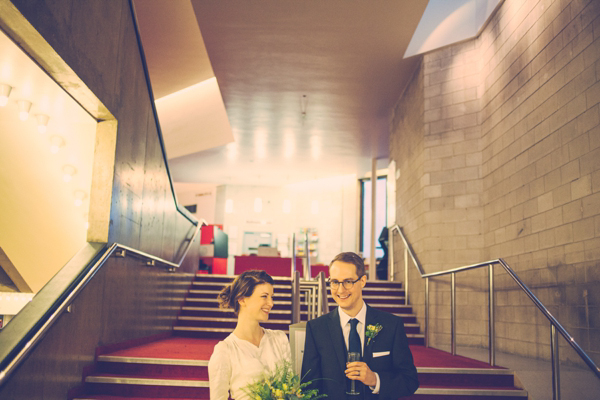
[{"left": 0, "top": 0, "right": 200, "bottom": 398}]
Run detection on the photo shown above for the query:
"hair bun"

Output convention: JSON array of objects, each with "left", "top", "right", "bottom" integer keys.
[{"left": 215, "top": 270, "right": 274, "bottom": 314}]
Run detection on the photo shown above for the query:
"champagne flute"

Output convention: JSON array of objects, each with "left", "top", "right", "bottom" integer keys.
[{"left": 346, "top": 351, "right": 361, "bottom": 395}]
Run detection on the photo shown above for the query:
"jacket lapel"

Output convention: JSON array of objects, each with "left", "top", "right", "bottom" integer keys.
[
  {"left": 326, "top": 308, "right": 347, "bottom": 373},
  {"left": 363, "top": 305, "right": 376, "bottom": 365}
]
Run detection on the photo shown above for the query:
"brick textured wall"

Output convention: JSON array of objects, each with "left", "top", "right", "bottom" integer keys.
[{"left": 390, "top": 0, "right": 600, "bottom": 364}]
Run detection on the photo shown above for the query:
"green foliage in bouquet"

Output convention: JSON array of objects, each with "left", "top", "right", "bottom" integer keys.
[{"left": 243, "top": 361, "right": 326, "bottom": 400}]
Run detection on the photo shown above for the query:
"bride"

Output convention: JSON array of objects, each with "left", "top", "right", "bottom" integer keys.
[{"left": 208, "top": 270, "right": 291, "bottom": 400}]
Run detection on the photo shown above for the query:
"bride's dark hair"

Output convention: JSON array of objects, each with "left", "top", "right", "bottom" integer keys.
[{"left": 218, "top": 270, "right": 274, "bottom": 314}]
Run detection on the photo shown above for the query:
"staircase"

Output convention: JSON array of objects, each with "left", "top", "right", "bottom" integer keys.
[
  {"left": 72, "top": 273, "right": 528, "bottom": 399},
  {"left": 329, "top": 281, "right": 425, "bottom": 345},
  {"left": 173, "top": 275, "right": 293, "bottom": 338}
]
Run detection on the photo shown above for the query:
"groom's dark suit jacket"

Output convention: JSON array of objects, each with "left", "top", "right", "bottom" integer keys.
[{"left": 301, "top": 305, "right": 419, "bottom": 400}]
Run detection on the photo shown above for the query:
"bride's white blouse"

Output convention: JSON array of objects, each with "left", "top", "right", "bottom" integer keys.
[{"left": 208, "top": 329, "right": 291, "bottom": 400}]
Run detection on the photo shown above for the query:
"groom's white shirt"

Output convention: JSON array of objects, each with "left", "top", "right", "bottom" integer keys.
[{"left": 338, "top": 301, "right": 381, "bottom": 394}]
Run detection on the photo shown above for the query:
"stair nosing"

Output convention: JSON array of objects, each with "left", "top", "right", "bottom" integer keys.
[
  {"left": 181, "top": 306, "right": 290, "bottom": 314},
  {"left": 189, "top": 289, "right": 292, "bottom": 295},
  {"left": 186, "top": 298, "right": 291, "bottom": 305},
  {"left": 173, "top": 326, "right": 289, "bottom": 334},
  {"left": 417, "top": 367, "right": 512, "bottom": 374},
  {"left": 85, "top": 375, "right": 209, "bottom": 387},
  {"left": 192, "top": 283, "right": 291, "bottom": 289},
  {"left": 326, "top": 302, "right": 412, "bottom": 308},
  {"left": 178, "top": 316, "right": 289, "bottom": 324},
  {"left": 97, "top": 355, "right": 209, "bottom": 366},
  {"left": 415, "top": 387, "right": 528, "bottom": 396},
  {"left": 195, "top": 273, "right": 290, "bottom": 281}
]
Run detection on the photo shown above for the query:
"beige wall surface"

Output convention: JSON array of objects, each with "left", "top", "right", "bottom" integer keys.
[
  {"left": 0, "top": 0, "right": 199, "bottom": 398},
  {"left": 0, "top": 28, "right": 98, "bottom": 293},
  {"left": 214, "top": 175, "right": 358, "bottom": 271},
  {"left": 391, "top": 0, "right": 600, "bottom": 365}
]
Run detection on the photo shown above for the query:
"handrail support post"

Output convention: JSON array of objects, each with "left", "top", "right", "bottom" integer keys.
[
  {"left": 425, "top": 277, "right": 429, "bottom": 348},
  {"left": 451, "top": 272, "right": 456, "bottom": 356},
  {"left": 551, "top": 324, "right": 561, "bottom": 400},
  {"left": 488, "top": 264, "right": 495, "bottom": 366},
  {"left": 389, "top": 230, "right": 394, "bottom": 281},
  {"left": 291, "top": 233, "right": 296, "bottom": 278},
  {"left": 291, "top": 271, "right": 301, "bottom": 324},
  {"left": 404, "top": 248, "right": 409, "bottom": 305}
]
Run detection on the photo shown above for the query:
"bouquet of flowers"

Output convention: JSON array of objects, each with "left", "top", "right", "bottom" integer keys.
[{"left": 243, "top": 361, "right": 326, "bottom": 400}]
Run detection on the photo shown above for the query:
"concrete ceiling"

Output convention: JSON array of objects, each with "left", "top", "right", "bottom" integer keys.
[{"left": 133, "top": 0, "right": 429, "bottom": 186}]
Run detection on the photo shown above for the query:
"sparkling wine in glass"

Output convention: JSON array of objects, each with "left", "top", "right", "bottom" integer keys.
[{"left": 346, "top": 351, "right": 361, "bottom": 395}]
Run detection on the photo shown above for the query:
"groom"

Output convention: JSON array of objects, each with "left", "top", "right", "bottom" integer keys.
[{"left": 301, "top": 252, "right": 419, "bottom": 399}]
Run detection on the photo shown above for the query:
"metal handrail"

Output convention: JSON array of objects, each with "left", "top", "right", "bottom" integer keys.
[
  {"left": 389, "top": 224, "right": 600, "bottom": 399},
  {"left": 316, "top": 271, "right": 329, "bottom": 317},
  {"left": 305, "top": 232, "right": 312, "bottom": 280},
  {"left": 291, "top": 233, "right": 297, "bottom": 278},
  {"left": 130, "top": 0, "right": 196, "bottom": 226},
  {"left": 291, "top": 270, "right": 301, "bottom": 324},
  {"left": 118, "top": 222, "right": 203, "bottom": 270},
  {"left": 0, "top": 223, "right": 201, "bottom": 387},
  {"left": 290, "top": 271, "right": 329, "bottom": 324}
]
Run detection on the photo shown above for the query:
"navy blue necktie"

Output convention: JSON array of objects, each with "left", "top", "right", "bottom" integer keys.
[{"left": 348, "top": 318, "right": 361, "bottom": 355}]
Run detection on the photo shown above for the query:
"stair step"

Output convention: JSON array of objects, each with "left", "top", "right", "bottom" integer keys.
[
  {"left": 95, "top": 361, "right": 208, "bottom": 379},
  {"left": 177, "top": 316, "right": 289, "bottom": 323},
  {"left": 180, "top": 306, "right": 290, "bottom": 314},
  {"left": 416, "top": 368, "right": 515, "bottom": 388},
  {"left": 412, "top": 387, "right": 528, "bottom": 398},
  {"left": 189, "top": 288, "right": 292, "bottom": 295},
  {"left": 187, "top": 290, "right": 294, "bottom": 299},
  {"left": 191, "top": 282, "right": 291, "bottom": 290},
  {"left": 171, "top": 325, "right": 421, "bottom": 340},
  {"left": 74, "top": 397, "right": 204, "bottom": 400},
  {"left": 193, "top": 274, "right": 290, "bottom": 283},
  {"left": 173, "top": 326, "right": 288, "bottom": 334},
  {"left": 84, "top": 374, "right": 209, "bottom": 398},
  {"left": 185, "top": 298, "right": 292, "bottom": 305},
  {"left": 87, "top": 375, "right": 209, "bottom": 386},
  {"left": 98, "top": 355, "right": 209, "bottom": 366}
]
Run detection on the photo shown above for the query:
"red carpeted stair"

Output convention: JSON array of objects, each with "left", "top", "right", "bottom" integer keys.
[{"left": 71, "top": 273, "right": 528, "bottom": 399}]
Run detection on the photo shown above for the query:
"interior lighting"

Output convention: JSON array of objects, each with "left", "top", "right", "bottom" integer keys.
[
  {"left": 62, "top": 165, "right": 77, "bottom": 182},
  {"left": 49, "top": 136, "right": 64, "bottom": 154},
  {"left": 254, "top": 197, "right": 263, "bottom": 213},
  {"left": 311, "top": 200, "right": 319, "bottom": 215},
  {"left": 283, "top": 132, "right": 295, "bottom": 159},
  {"left": 254, "top": 129, "right": 267, "bottom": 159},
  {"left": 0, "top": 83, "right": 11, "bottom": 106},
  {"left": 300, "top": 94, "right": 308, "bottom": 119},
  {"left": 74, "top": 190, "right": 86, "bottom": 207},
  {"left": 36, "top": 114, "right": 50, "bottom": 133},
  {"left": 310, "top": 136, "right": 321, "bottom": 160},
  {"left": 283, "top": 199, "right": 291, "bottom": 214},
  {"left": 226, "top": 142, "right": 238, "bottom": 161},
  {"left": 17, "top": 100, "right": 31, "bottom": 121},
  {"left": 225, "top": 199, "right": 234, "bottom": 214}
]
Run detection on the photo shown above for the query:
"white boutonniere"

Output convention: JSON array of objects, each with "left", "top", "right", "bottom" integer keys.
[{"left": 365, "top": 323, "right": 383, "bottom": 346}]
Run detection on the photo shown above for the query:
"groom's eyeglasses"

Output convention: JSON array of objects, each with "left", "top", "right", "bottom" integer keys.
[{"left": 328, "top": 276, "right": 364, "bottom": 290}]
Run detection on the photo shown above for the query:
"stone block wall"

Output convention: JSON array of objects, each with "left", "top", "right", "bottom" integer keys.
[{"left": 391, "top": 0, "right": 600, "bottom": 364}]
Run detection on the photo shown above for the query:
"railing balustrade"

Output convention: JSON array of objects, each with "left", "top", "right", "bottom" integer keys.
[
  {"left": 389, "top": 224, "right": 600, "bottom": 400},
  {"left": 290, "top": 271, "right": 328, "bottom": 324},
  {"left": 0, "top": 222, "right": 202, "bottom": 387}
]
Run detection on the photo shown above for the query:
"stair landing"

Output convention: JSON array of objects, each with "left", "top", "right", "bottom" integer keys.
[{"left": 72, "top": 337, "right": 528, "bottom": 400}]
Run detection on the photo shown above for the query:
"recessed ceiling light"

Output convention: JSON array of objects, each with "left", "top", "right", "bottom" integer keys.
[
  {"left": 49, "top": 136, "right": 65, "bottom": 154},
  {"left": 62, "top": 165, "right": 77, "bottom": 182},
  {"left": 17, "top": 100, "right": 31, "bottom": 121},
  {"left": 0, "top": 83, "right": 11, "bottom": 106},
  {"left": 36, "top": 114, "right": 50, "bottom": 133}
]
